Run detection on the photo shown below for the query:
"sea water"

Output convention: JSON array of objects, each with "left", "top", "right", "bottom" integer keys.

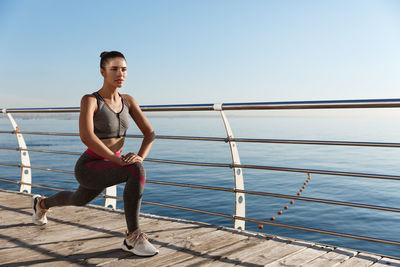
[{"left": 1, "top": 109, "right": 399, "bottom": 257}]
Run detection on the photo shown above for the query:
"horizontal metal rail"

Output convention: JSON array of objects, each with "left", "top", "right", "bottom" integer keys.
[
  {"left": 3, "top": 131, "right": 400, "bottom": 148},
  {"left": 140, "top": 98, "right": 400, "bottom": 111},
  {"left": 0, "top": 163, "right": 74, "bottom": 174},
  {"left": 2, "top": 107, "right": 80, "bottom": 113},
  {"left": 0, "top": 178, "right": 66, "bottom": 192},
  {"left": 0, "top": 131, "right": 79, "bottom": 137},
  {"left": 237, "top": 163, "right": 400, "bottom": 181},
  {"left": 0, "top": 147, "right": 81, "bottom": 156},
  {"left": 1, "top": 147, "right": 400, "bottom": 181},
  {"left": 1, "top": 168, "right": 399, "bottom": 213},
  {"left": 147, "top": 180, "right": 400, "bottom": 213},
  {"left": 3, "top": 98, "right": 400, "bottom": 113},
  {"left": 230, "top": 138, "right": 400, "bottom": 148},
  {"left": 145, "top": 158, "right": 400, "bottom": 181},
  {"left": 0, "top": 178, "right": 116, "bottom": 200},
  {"left": 153, "top": 135, "right": 400, "bottom": 148}
]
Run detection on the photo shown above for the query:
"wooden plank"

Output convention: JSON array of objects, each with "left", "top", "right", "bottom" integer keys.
[
  {"left": 238, "top": 237, "right": 311, "bottom": 265},
  {"left": 0, "top": 209, "right": 125, "bottom": 245},
  {"left": 3, "top": 228, "right": 127, "bottom": 266},
  {"left": 0, "top": 213, "right": 168, "bottom": 265},
  {"left": 265, "top": 244, "right": 332, "bottom": 266},
  {"left": 86, "top": 222, "right": 218, "bottom": 266},
  {"left": 185, "top": 238, "right": 263, "bottom": 267},
  {"left": 193, "top": 238, "right": 278, "bottom": 267},
  {"left": 0, "top": 191, "right": 28, "bottom": 201},
  {"left": 0, "top": 192, "right": 171, "bottom": 265},
  {"left": 306, "top": 247, "right": 357, "bottom": 266},
  {"left": 338, "top": 252, "right": 382, "bottom": 267},
  {"left": 371, "top": 257, "right": 400, "bottom": 267},
  {"left": 173, "top": 233, "right": 249, "bottom": 266},
  {"left": 1, "top": 216, "right": 178, "bottom": 266},
  {"left": 126, "top": 225, "right": 224, "bottom": 266},
  {"left": 132, "top": 229, "right": 252, "bottom": 267},
  {"left": 0, "top": 194, "right": 116, "bottom": 231},
  {"left": 0, "top": 206, "right": 32, "bottom": 225},
  {"left": 0, "top": 190, "right": 398, "bottom": 267},
  {"left": 29, "top": 261, "right": 84, "bottom": 267},
  {"left": 23, "top": 216, "right": 215, "bottom": 266},
  {"left": 3, "top": 214, "right": 124, "bottom": 244}
]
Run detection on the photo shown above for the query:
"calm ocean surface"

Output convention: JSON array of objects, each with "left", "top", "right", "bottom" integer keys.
[{"left": 1, "top": 109, "right": 400, "bottom": 257}]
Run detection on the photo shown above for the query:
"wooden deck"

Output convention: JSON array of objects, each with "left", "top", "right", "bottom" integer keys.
[{"left": 1, "top": 189, "right": 399, "bottom": 267}]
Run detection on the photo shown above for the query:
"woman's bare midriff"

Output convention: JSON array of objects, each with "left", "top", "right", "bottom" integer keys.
[{"left": 101, "top": 137, "right": 125, "bottom": 153}]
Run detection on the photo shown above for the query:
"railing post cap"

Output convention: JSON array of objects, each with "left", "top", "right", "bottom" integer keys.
[{"left": 213, "top": 103, "right": 223, "bottom": 111}]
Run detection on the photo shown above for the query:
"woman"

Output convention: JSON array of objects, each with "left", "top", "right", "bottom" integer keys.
[{"left": 31, "top": 51, "right": 158, "bottom": 256}]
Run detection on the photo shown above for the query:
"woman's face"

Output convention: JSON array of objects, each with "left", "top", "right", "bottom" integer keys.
[{"left": 101, "top": 57, "right": 127, "bottom": 88}]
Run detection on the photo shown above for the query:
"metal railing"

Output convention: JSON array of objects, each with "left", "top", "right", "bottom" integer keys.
[{"left": 1, "top": 98, "right": 400, "bottom": 250}]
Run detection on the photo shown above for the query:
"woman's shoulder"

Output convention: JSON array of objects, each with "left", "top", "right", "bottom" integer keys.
[
  {"left": 81, "top": 93, "right": 97, "bottom": 101},
  {"left": 121, "top": 93, "right": 134, "bottom": 100},
  {"left": 80, "top": 94, "right": 98, "bottom": 108},
  {"left": 121, "top": 94, "right": 138, "bottom": 106}
]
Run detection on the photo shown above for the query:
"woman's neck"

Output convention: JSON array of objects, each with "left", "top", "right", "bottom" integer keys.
[{"left": 98, "top": 85, "right": 120, "bottom": 100}]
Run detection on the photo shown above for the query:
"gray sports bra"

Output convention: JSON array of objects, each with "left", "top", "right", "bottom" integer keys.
[{"left": 92, "top": 92, "right": 130, "bottom": 139}]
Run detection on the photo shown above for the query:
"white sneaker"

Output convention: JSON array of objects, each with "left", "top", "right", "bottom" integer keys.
[
  {"left": 32, "top": 194, "right": 48, "bottom": 225},
  {"left": 121, "top": 229, "right": 159, "bottom": 256}
]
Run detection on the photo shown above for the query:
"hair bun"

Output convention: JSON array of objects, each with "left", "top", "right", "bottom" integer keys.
[
  {"left": 100, "top": 51, "right": 109, "bottom": 58},
  {"left": 99, "top": 51, "right": 126, "bottom": 69}
]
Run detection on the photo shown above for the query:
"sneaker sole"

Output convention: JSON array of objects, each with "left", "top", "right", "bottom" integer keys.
[{"left": 121, "top": 243, "right": 159, "bottom": 257}]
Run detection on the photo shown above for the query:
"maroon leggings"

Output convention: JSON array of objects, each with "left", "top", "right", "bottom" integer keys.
[{"left": 43, "top": 152, "right": 145, "bottom": 232}]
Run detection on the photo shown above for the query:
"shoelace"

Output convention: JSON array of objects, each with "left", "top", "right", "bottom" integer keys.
[
  {"left": 36, "top": 199, "right": 50, "bottom": 219},
  {"left": 126, "top": 230, "right": 148, "bottom": 245},
  {"left": 37, "top": 208, "right": 49, "bottom": 219}
]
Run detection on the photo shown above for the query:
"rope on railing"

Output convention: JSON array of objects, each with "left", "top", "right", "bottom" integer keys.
[{"left": 268, "top": 173, "right": 312, "bottom": 223}]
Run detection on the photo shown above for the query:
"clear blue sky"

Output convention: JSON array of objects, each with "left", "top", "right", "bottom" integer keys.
[{"left": 1, "top": 0, "right": 399, "bottom": 108}]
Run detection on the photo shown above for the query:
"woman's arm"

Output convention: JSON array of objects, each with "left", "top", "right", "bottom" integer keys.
[
  {"left": 124, "top": 94, "right": 155, "bottom": 160},
  {"left": 79, "top": 95, "right": 125, "bottom": 165}
]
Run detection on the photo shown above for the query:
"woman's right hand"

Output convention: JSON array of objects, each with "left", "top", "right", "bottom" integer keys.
[
  {"left": 109, "top": 155, "right": 130, "bottom": 166},
  {"left": 121, "top": 153, "right": 143, "bottom": 164},
  {"left": 112, "top": 153, "right": 143, "bottom": 166}
]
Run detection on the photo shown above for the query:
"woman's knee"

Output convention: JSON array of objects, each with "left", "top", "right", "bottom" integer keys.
[
  {"left": 125, "top": 162, "right": 146, "bottom": 185},
  {"left": 127, "top": 162, "right": 145, "bottom": 176},
  {"left": 134, "top": 162, "right": 145, "bottom": 175}
]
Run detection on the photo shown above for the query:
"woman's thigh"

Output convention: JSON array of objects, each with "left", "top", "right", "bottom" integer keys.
[{"left": 75, "top": 154, "right": 143, "bottom": 190}]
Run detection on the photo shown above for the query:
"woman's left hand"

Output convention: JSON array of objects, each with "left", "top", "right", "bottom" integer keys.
[{"left": 121, "top": 153, "right": 143, "bottom": 164}]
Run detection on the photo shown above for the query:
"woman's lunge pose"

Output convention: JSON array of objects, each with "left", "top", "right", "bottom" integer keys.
[{"left": 31, "top": 51, "right": 158, "bottom": 256}]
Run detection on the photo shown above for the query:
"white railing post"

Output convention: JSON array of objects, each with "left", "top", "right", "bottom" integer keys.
[
  {"left": 3, "top": 109, "right": 32, "bottom": 193},
  {"left": 105, "top": 186, "right": 117, "bottom": 209},
  {"left": 213, "top": 104, "right": 246, "bottom": 230}
]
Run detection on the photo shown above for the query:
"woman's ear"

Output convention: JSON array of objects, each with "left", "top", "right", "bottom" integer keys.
[{"left": 100, "top": 68, "right": 105, "bottom": 77}]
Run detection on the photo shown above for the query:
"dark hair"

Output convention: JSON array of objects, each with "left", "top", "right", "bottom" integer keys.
[{"left": 100, "top": 51, "right": 126, "bottom": 69}]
